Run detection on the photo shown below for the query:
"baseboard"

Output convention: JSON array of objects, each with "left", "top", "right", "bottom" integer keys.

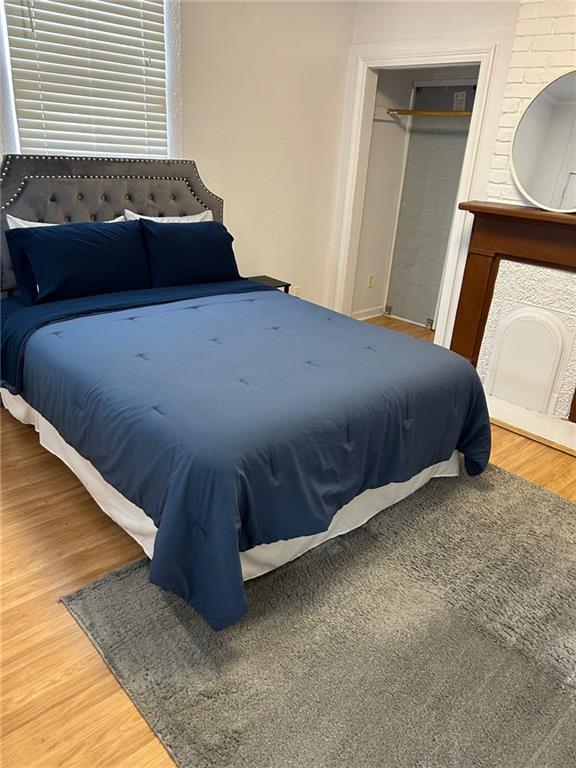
[
  {"left": 352, "top": 306, "right": 384, "bottom": 321},
  {"left": 487, "top": 396, "right": 576, "bottom": 454},
  {"left": 490, "top": 418, "right": 576, "bottom": 458}
]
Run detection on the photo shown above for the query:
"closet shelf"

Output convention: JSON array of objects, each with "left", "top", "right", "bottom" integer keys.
[{"left": 387, "top": 108, "right": 473, "bottom": 117}]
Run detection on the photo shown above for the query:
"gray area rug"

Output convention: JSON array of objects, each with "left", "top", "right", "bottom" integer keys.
[{"left": 63, "top": 464, "right": 576, "bottom": 767}]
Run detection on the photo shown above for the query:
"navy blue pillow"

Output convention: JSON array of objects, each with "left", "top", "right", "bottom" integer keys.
[
  {"left": 4, "top": 235, "right": 38, "bottom": 304},
  {"left": 6, "top": 220, "right": 150, "bottom": 303},
  {"left": 140, "top": 220, "right": 240, "bottom": 288}
]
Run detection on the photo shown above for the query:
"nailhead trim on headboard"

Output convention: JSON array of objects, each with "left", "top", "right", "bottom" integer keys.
[
  {"left": 0, "top": 156, "right": 224, "bottom": 219},
  {"left": 0, "top": 154, "right": 225, "bottom": 292},
  {"left": 1, "top": 175, "right": 215, "bottom": 214},
  {"left": 1, "top": 156, "right": 223, "bottom": 206}
]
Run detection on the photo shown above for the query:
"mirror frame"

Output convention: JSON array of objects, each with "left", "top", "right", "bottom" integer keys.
[{"left": 510, "top": 68, "right": 576, "bottom": 215}]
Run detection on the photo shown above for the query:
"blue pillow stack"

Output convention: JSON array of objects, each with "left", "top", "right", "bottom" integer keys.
[{"left": 6, "top": 219, "right": 241, "bottom": 304}]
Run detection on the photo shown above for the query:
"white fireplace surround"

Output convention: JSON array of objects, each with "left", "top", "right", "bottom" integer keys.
[
  {"left": 477, "top": 261, "right": 576, "bottom": 440},
  {"left": 483, "top": 305, "right": 574, "bottom": 415}
]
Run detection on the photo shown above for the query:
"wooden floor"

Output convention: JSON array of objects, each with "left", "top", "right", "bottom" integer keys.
[
  {"left": 1, "top": 317, "right": 575, "bottom": 767},
  {"left": 366, "top": 313, "right": 435, "bottom": 342}
]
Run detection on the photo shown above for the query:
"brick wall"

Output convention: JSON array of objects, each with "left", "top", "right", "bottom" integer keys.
[{"left": 487, "top": 0, "right": 576, "bottom": 203}]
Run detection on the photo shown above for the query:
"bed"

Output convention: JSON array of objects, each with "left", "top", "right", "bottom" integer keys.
[{"left": 0, "top": 155, "right": 491, "bottom": 629}]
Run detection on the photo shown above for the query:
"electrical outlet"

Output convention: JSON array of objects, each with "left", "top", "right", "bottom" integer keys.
[
  {"left": 368, "top": 274, "right": 375, "bottom": 288},
  {"left": 292, "top": 285, "right": 302, "bottom": 297}
]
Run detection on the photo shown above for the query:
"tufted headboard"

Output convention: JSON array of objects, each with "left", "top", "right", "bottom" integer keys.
[{"left": 0, "top": 154, "right": 224, "bottom": 292}]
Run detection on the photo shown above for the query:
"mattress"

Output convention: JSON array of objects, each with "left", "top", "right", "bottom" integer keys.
[{"left": 1, "top": 388, "right": 460, "bottom": 579}]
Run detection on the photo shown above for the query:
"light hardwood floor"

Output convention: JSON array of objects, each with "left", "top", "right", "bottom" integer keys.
[
  {"left": 365, "top": 313, "right": 435, "bottom": 342},
  {"left": 1, "top": 319, "right": 575, "bottom": 767}
]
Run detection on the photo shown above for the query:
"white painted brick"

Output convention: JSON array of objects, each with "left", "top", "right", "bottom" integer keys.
[
  {"left": 512, "top": 36, "right": 532, "bottom": 51},
  {"left": 537, "top": 2, "right": 576, "bottom": 19},
  {"left": 548, "top": 49, "right": 576, "bottom": 64},
  {"left": 489, "top": 169, "right": 511, "bottom": 184},
  {"left": 510, "top": 51, "right": 550, "bottom": 67},
  {"left": 496, "top": 127, "right": 516, "bottom": 142},
  {"left": 486, "top": 0, "right": 575, "bottom": 212},
  {"left": 501, "top": 97, "right": 522, "bottom": 112},
  {"left": 532, "top": 33, "right": 574, "bottom": 49},
  {"left": 519, "top": 97, "right": 535, "bottom": 110},
  {"left": 491, "top": 155, "right": 510, "bottom": 169},
  {"left": 519, "top": 3, "right": 539, "bottom": 19},
  {"left": 523, "top": 68, "right": 547, "bottom": 82},
  {"left": 499, "top": 113, "right": 520, "bottom": 128},
  {"left": 515, "top": 18, "right": 554, "bottom": 35},
  {"left": 553, "top": 15, "right": 576, "bottom": 33},
  {"left": 504, "top": 82, "right": 542, "bottom": 98},
  {"left": 487, "top": 183, "right": 505, "bottom": 199},
  {"left": 494, "top": 141, "right": 512, "bottom": 156},
  {"left": 546, "top": 65, "right": 576, "bottom": 78},
  {"left": 507, "top": 69, "right": 525, "bottom": 83},
  {"left": 501, "top": 185, "right": 524, "bottom": 201}
]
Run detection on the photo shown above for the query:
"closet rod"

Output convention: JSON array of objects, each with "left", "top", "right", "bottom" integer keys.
[{"left": 387, "top": 108, "right": 473, "bottom": 117}]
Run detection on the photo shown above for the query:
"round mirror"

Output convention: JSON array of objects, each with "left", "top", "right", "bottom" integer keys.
[{"left": 511, "top": 69, "right": 576, "bottom": 213}]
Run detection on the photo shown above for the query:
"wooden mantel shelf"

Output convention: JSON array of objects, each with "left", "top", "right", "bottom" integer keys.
[
  {"left": 459, "top": 200, "right": 576, "bottom": 228},
  {"left": 451, "top": 200, "right": 576, "bottom": 421},
  {"left": 454, "top": 201, "right": 576, "bottom": 282}
]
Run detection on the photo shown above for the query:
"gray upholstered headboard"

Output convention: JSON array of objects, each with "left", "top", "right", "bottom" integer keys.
[{"left": 0, "top": 155, "right": 224, "bottom": 292}]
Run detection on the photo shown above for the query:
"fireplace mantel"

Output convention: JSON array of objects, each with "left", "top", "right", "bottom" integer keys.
[{"left": 450, "top": 200, "right": 576, "bottom": 421}]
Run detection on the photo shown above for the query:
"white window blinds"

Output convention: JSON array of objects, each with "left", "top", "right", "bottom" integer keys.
[{"left": 4, "top": 0, "right": 168, "bottom": 157}]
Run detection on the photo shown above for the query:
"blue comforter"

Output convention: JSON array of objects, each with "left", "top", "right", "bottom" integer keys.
[{"left": 1, "top": 282, "right": 490, "bottom": 629}]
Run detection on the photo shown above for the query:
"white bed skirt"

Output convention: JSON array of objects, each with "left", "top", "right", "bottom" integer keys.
[{"left": 2, "top": 389, "right": 459, "bottom": 580}]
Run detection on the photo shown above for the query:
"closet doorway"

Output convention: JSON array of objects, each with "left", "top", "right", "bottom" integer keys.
[{"left": 351, "top": 65, "right": 480, "bottom": 337}]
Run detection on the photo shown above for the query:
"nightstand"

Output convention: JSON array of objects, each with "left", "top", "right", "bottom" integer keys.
[{"left": 248, "top": 275, "right": 291, "bottom": 294}]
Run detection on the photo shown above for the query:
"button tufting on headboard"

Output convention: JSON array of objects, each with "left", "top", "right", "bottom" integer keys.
[{"left": 0, "top": 155, "right": 224, "bottom": 293}]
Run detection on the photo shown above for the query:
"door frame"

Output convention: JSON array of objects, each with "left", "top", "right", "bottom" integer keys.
[
  {"left": 326, "top": 40, "right": 498, "bottom": 348},
  {"left": 382, "top": 76, "right": 480, "bottom": 329},
  {"left": 378, "top": 83, "right": 415, "bottom": 323}
]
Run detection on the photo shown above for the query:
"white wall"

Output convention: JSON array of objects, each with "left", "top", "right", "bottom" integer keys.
[
  {"left": 179, "top": 0, "right": 356, "bottom": 303},
  {"left": 178, "top": 2, "right": 519, "bottom": 308},
  {"left": 351, "top": 69, "right": 414, "bottom": 317},
  {"left": 352, "top": 1, "right": 520, "bottom": 45}
]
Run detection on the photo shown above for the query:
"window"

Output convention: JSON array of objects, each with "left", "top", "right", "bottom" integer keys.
[{"left": 4, "top": 0, "right": 168, "bottom": 157}]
